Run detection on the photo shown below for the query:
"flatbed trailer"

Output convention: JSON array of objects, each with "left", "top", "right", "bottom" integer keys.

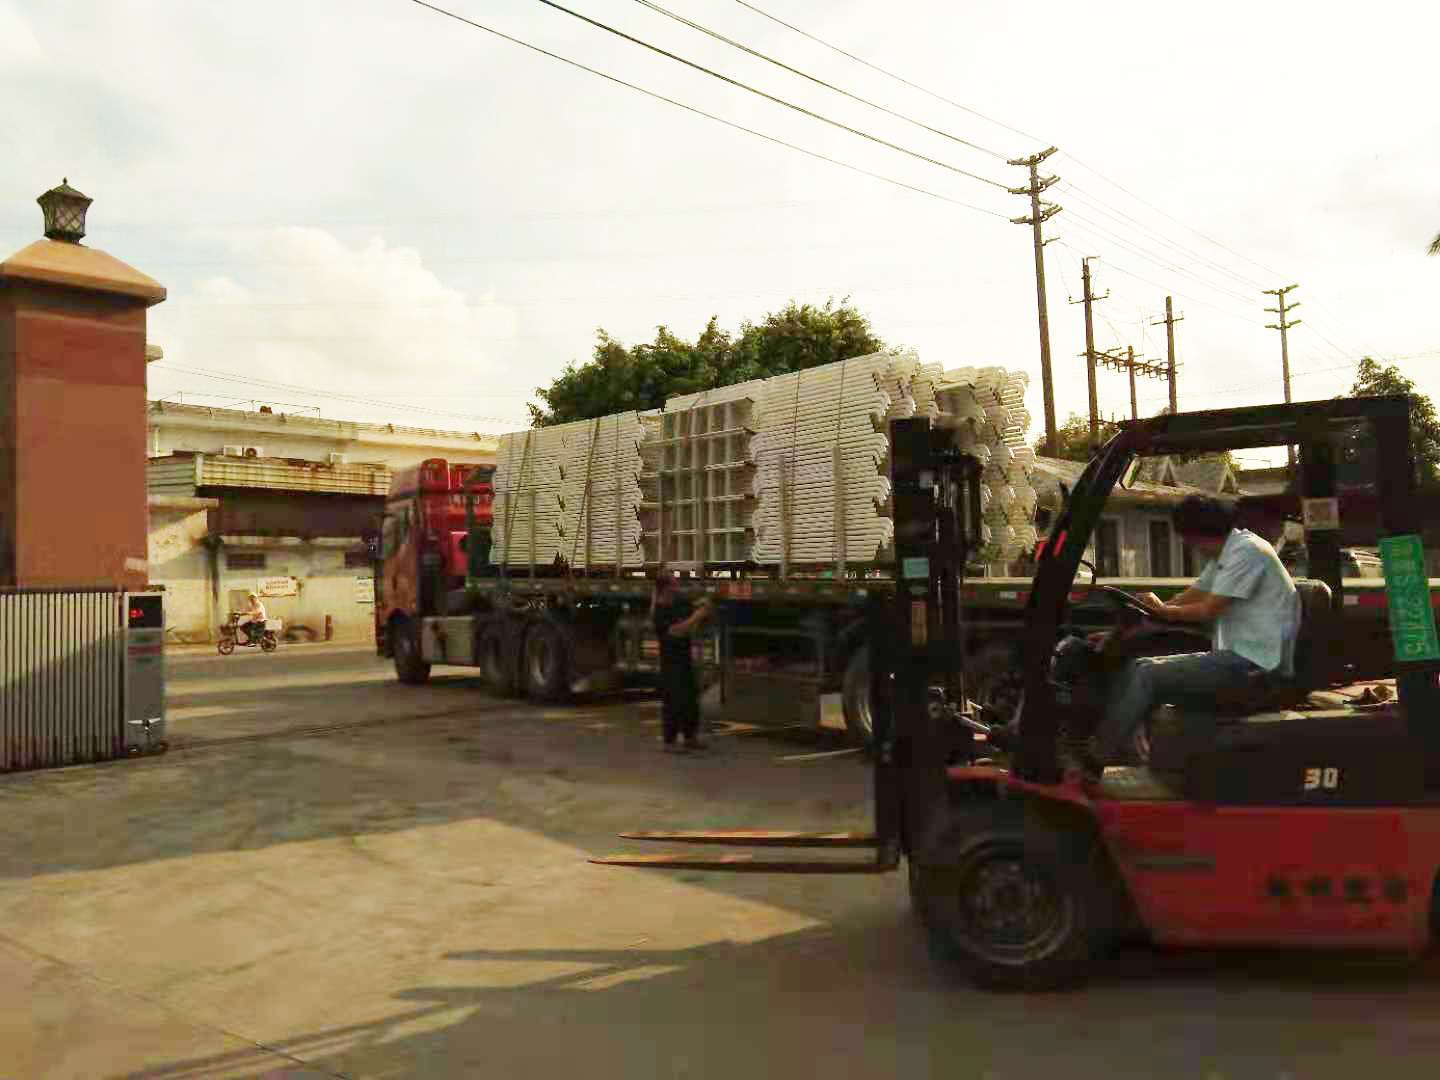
[{"left": 382, "top": 564, "right": 1431, "bottom": 743}]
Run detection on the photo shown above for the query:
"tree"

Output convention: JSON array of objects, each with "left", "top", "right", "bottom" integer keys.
[
  {"left": 528, "top": 298, "right": 885, "bottom": 426},
  {"left": 1034, "top": 412, "right": 1096, "bottom": 462},
  {"left": 1347, "top": 356, "right": 1440, "bottom": 486}
]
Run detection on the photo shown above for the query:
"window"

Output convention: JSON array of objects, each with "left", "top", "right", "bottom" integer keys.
[
  {"left": 1149, "top": 519, "right": 1173, "bottom": 577},
  {"left": 344, "top": 550, "right": 371, "bottom": 569},
  {"left": 1096, "top": 519, "right": 1120, "bottom": 578},
  {"left": 226, "top": 552, "right": 266, "bottom": 570},
  {"left": 1182, "top": 545, "right": 1196, "bottom": 577}
]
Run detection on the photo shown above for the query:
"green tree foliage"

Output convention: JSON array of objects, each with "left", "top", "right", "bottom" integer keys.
[
  {"left": 1348, "top": 356, "right": 1440, "bottom": 485},
  {"left": 1034, "top": 412, "right": 1097, "bottom": 463},
  {"left": 528, "top": 298, "right": 885, "bottom": 426}
]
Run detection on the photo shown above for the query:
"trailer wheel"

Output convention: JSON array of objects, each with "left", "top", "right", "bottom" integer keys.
[
  {"left": 911, "top": 828, "right": 1103, "bottom": 991},
  {"left": 522, "top": 617, "right": 572, "bottom": 704},
  {"left": 391, "top": 618, "right": 431, "bottom": 685},
  {"left": 479, "top": 622, "right": 518, "bottom": 697},
  {"left": 841, "top": 644, "right": 877, "bottom": 747}
]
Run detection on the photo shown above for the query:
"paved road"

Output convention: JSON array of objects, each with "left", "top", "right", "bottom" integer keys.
[{"left": 2, "top": 648, "right": 1439, "bottom": 1078}]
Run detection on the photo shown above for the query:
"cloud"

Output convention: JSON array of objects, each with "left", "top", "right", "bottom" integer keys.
[{"left": 147, "top": 227, "right": 527, "bottom": 431}]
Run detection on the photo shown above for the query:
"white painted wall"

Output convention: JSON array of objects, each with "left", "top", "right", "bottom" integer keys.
[
  {"left": 148, "top": 501, "right": 215, "bottom": 643},
  {"left": 218, "top": 543, "right": 375, "bottom": 644}
]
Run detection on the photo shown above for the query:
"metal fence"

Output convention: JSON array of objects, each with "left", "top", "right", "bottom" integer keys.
[{"left": 1, "top": 589, "right": 128, "bottom": 771}]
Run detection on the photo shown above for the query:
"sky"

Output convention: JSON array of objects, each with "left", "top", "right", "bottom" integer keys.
[{"left": 2, "top": 0, "right": 1437, "bottom": 463}]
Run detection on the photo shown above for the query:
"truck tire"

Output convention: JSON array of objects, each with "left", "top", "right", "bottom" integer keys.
[
  {"left": 479, "top": 621, "right": 518, "bottom": 697},
  {"left": 841, "top": 644, "right": 877, "bottom": 747},
  {"left": 391, "top": 618, "right": 431, "bottom": 685},
  {"left": 522, "top": 617, "right": 572, "bottom": 704},
  {"left": 910, "top": 826, "right": 1104, "bottom": 991}
]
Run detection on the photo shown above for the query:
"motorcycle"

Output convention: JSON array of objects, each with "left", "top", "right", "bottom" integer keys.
[{"left": 217, "top": 613, "right": 280, "bottom": 655}]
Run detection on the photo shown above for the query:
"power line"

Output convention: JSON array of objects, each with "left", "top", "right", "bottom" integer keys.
[
  {"left": 1060, "top": 210, "right": 1259, "bottom": 307},
  {"left": 1058, "top": 153, "right": 1287, "bottom": 282},
  {"left": 723, "top": 1, "right": 1301, "bottom": 313},
  {"left": 630, "top": 0, "right": 1012, "bottom": 162},
  {"left": 728, "top": 0, "right": 1047, "bottom": 146},
  {"left": 529, "top": 0, "right": 1010, "bottom": 191},
  {"left": 1058, "top": 182, "right": 1268, "bottom": 293},
  {"left": 149, "top": 361, "right": 529, "bottom": 428},
  {"left": 402, "top": 1, "right": 1007, "bottom": 219},
  {"left": 1056, "top": 220, "right": 1265, "bottom": 324},
  {"left": 1054, "top": 240, "right": 1266, "bottom": 327}
]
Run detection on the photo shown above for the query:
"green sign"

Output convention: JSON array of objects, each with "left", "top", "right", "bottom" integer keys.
[
  {"left": 902, "top": 557, "right": 930, "bottom": 580},
  {"left": 1379, "top": 534, "right": 1440, "bottom": 662}
]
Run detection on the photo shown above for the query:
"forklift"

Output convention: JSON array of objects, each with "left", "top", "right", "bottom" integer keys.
[{"left": 593, "top": 395, "right": 1440, "bottom": 988}]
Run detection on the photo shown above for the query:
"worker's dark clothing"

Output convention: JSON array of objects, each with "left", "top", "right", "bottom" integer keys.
[{"left": 653, "top": 594, "right": 700, "bottom": 744}]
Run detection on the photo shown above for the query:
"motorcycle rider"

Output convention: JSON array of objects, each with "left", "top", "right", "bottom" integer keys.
[{"left": 239, "top": 592, "right": 267, "bottom": 645}]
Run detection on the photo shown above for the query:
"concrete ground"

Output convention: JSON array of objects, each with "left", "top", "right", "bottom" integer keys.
[{"left": 3, "top": 649, "right": 1440, "bottom": 1079}]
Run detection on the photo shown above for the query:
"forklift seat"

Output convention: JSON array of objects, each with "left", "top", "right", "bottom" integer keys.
[{"left": 1200, "top": 578, "right": 1335, "bottom": 716}]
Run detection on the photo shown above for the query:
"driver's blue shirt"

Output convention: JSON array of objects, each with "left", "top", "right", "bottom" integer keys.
[{"left": 1193, "top": 528, "right": 1300, "bottom": 675}]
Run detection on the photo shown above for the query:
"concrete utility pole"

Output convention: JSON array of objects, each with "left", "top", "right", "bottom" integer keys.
[
  {"left": 1070, "top": 256, "right": 1107, "bottom": 448},
  {"left": 1150, "top": 296, "right": 1183, "bottom": 413},
  {"left": 1127, "top": 346, "right": 1139, "bottom": 420},
  {"left": 1008, "top": 146, "right": 1061, "bottom": 456},
  {"left": 1263, "top": 285, "right": 1301, "bottom": 403},
  {"left": 1264, "top": 284, "right": 1301, "bottom": 466}
]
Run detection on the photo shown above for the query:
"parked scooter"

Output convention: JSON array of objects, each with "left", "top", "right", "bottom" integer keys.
[{"left": 217, "top": 612, "right": 280, "bottom": 655}]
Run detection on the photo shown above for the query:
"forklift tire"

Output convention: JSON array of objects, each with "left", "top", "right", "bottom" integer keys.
[
  {"left": 910, "top": 828, "right": 1104, "bottom": 991},
  {"left": 522, "top": 617, "right": 573, "bottom": 704},
  {"left": 479, "top": 622, "right": 518, "bottom": 697},
  {"left": 392, "top": 619, "right": 431, "bottom": 685}
]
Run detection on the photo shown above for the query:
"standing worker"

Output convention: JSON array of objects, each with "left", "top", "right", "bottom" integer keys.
[{"left": 651, "top": 564, "right": 715, "bottom": 753}]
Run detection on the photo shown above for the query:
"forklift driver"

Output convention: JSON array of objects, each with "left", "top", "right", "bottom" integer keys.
[{"left": 1092, "top": 495, "right": 1301, "bottom": 765}]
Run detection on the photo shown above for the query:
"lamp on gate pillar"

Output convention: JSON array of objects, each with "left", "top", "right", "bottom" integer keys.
[
  {"left": 37, "top": 179, "right": 93, "bottom": 242},
  {"left": 0, "top": 182, "right": 166, "bottom": 588}
]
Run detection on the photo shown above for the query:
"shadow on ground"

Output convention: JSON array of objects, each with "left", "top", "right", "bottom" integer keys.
[{"left": 123, "top": 924, "right": 1440, "bottom": 1080}]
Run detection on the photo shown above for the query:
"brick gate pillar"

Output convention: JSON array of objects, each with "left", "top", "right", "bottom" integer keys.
[{"left": 0, "top": 181, "right": 166, "bottom": 588}]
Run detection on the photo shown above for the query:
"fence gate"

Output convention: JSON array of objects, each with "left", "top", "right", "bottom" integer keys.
[{"left": 0, "top": 589, "right": 159, "bottom": 771}]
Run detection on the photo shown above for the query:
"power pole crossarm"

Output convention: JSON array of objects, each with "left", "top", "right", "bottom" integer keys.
[{"left": 1009, "top": 146, "right": 1061, "bottom": 456}]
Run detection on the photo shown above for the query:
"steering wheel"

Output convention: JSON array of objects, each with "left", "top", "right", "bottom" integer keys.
[{"left": 1092, "top": 584, "right": 1158, "bottom": 620}]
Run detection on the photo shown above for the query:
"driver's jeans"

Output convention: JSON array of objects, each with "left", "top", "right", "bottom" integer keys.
[{"left": 1095, "top": 650, "right": 1261, "bottom": 763}]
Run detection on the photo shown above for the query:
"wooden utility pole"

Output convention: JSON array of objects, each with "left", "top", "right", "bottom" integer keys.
[
  {"left": 1150, "top": 296, "right": 1183, "bottom": 413},
  {"left": 1069, "top": 256, "right": 1107, "bottom": 448},
  {"left": 1264, "top": 284, "right": 1301, "bottom": 466},
  {"left": 1008, "top": 146, "right": 1061, "bottom": 456}
]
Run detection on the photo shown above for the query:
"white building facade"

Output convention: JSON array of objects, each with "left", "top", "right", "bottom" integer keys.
[{"left": 145, "top": 402, "right": 500, "bottom": 643}]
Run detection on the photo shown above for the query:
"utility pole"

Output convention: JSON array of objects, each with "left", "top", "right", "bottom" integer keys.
[
  {"left": 1127, "top": 346, "right": 1139, "bottom": 420},
  {"left": 1150, "top": 296, "right": 1183, "bottom": 413},
  {"left": 1264, "top": 284, "right": 1301, "bottom": 466},
  {"left": 1069, "top": 256, "right": 1107, "bottom": 448},
  {"left": 1009, "top": 146, "right": 1061, "bottom": 456}
]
